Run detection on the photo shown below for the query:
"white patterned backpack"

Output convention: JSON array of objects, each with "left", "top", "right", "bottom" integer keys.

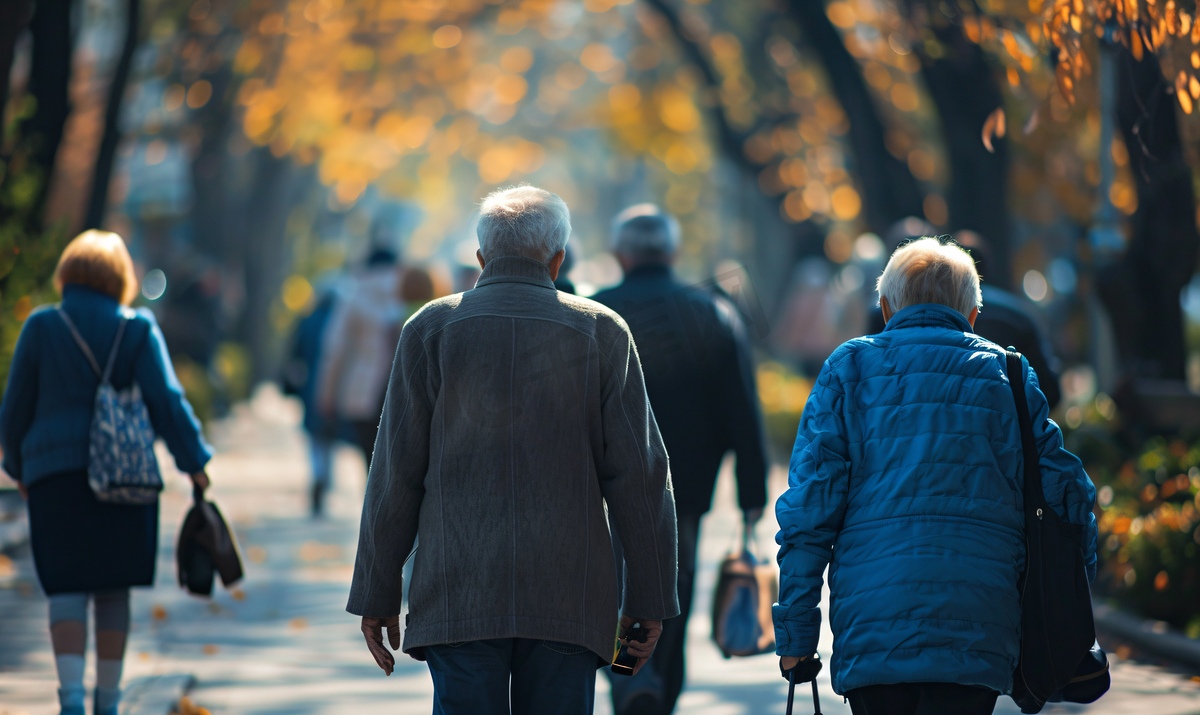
[{"left": 58, "top": 308, "right": 163, "bottom": 504}]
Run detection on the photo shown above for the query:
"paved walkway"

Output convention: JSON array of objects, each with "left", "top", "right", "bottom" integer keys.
[{"left": 2, "top": 387, "right": 1199, "bottom": 715}]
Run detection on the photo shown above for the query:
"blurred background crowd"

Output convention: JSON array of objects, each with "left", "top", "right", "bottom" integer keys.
[{"left": 2, "top": 0, "right": 1200, "bottom": 659}]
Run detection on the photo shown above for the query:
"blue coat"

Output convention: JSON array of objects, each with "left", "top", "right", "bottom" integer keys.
[
  {"left": 0, "top": 285, "right": 212, "bottom": 486},
  {"left": 772, "top": 303, "right": 1097, "bottom": 696}
]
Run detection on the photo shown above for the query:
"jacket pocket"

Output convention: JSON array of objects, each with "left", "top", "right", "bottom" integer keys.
[{"left": 540, "top": 640, "right": 590, "bottom": 656}]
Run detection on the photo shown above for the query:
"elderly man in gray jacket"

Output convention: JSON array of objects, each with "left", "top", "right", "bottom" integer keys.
[{"left": 347, "top": 185, "right": 679, "bottom": 714}]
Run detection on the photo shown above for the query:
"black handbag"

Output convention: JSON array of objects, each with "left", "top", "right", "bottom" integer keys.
[
  {"left": 177, "top": 486, "right": 244, "bottom": 597},
  {"left": 1006, "top": 350, "right": 1107, "bottom": 713}
]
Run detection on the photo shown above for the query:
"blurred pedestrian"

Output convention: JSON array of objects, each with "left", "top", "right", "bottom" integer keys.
[
  {"left": 774, "top": 238, "right": 1097, "bottom": 715},
  {"left": 866, "top": 222, "right": 1061, "bottom": 409},
  {"left": 316, "top": 246, "right": 403, "bottom": 468},
  {"left": 592, "top": 205, "right": 768, "bottom": 715},
  {"left": 348, "top": 186, "right": 679, "bottom": 715},
  {"left": 283, "top": 287, "right": 338, "bottom": 516},
  {"left": 0, "top": 231, "right": 212, "bottom": 715}
]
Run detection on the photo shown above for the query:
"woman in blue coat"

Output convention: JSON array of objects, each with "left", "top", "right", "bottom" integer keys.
[
  {"left": 0, "top": 231, "right": 213, "bottom": 715},
  {"left": 773, "top": 238, "right": 1097, "bottom": 715}
]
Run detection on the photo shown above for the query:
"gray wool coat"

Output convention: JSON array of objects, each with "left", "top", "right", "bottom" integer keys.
[{"left": 346, "top": 255, "right": 680, "bottom": 661}]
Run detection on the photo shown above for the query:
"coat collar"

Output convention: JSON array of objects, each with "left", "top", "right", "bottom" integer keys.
[
  {"left": 884, "top": 303, "right": 974, "bottom": 333},
  {"left": 623, "top": 263, "right": 673, "bottom": 282},
  {"left": 475, "top": 255, "right": 556, "bottom": 291},
  {"left": 61, "top": 283, "right": 121, "bottom": 307}
]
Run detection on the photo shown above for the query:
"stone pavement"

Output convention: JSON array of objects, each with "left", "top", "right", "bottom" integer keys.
[{"left": 1, "top": 386, "right": 1199, "bottom": 715}]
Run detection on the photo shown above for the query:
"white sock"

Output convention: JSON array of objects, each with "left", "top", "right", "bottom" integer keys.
[
  {"left": 54, "top": 654, "right": 85, "bottom": 689},
  {"left": 96, "top": 659, "right": 123, "bottom": 689}
]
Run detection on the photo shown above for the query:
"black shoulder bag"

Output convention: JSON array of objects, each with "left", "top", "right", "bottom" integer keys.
[{"left": 1006, "top": 350, "right": 1108, "bottom": 713}]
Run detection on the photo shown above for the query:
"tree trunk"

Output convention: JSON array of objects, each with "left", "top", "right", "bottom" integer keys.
[
  {"left": 911, "top": 12, "right": 1013, "bottom": 288},
  {"left": 1097, "top": 49, "right": 1199, "bottom": 381},
  {"left": 0, "top": 0, "right": 33, "bottom": 118},
  {"left": 84, "top": 0, "right": 139, "bottom": 230},
  {"left": 0, "top": 0, "right": 73, "bottom": 232},
  {"left": 788, "top": 0, "right": 925, "bottom": 234}
]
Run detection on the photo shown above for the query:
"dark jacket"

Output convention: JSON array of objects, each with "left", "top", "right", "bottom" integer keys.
[
  {"left": 592, "top": 264, "right": 768, "bottom": 516},
  {"left": 0, "top": 285, "right": 212, "bottom": 486},
  {"left": 867, "top": 285, "right": 1061, "bottom": 409},
  {"left": 283, "top": 292, "right": 336, "bottom": 435},
  {"left": 346, "top": 256, "right": 679, "bottom": 661}
]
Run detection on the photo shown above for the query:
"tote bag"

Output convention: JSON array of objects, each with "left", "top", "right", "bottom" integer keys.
[{"left": 711, "top": 527, "right": 777, "bottom": 658}]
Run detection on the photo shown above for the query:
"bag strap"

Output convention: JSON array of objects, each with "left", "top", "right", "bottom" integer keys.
[
  {"left": 100, "top": 318, "right": 128, "bottom": 384},
  {"left": 1005, "top": 349, "right": 1049, "bottom": 516},
  {"left": 56, "top": 307, "right": 128, "bottom": 384},
  {"left": 57, "top": 308, "right": 102, "bottom": 378}
]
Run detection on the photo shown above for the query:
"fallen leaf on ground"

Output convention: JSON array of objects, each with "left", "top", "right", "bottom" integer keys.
[
  {"left": 151, "top": 605, "right": 168, "bottom": 621},
  {"left": 246, "top": 546, "right": 267, "bottom": 563},
  {"left": 202, "top": 644, "right": 219, "bottom": 655},
  {"left": 289, "top": 617, "right": 308, "bottom": 630},
  {"left": 230, "top": 588, "right": 246, "bottom": 600}
]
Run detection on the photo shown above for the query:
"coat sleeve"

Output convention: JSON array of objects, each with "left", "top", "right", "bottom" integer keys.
[
  {"left": 1023, "top": 357, "right": 1098, "bottom": 581},
  {"left": 133, "top": 310, "right": 213, "bottom": 474},
  {"left": 596, "top": 328, "right": 680, "bottom": 622},
  {"left": 773, "top": 359, "right": 850, "bottom": 658},
  {"left": 346, "top": 325, "right": 431, "bottom": 617},
  {"left": 712, "top": 298, "right": 768, "bottom": 513},
  {"left": 0, "top": 315, "right": 41, "bottom": 481}
]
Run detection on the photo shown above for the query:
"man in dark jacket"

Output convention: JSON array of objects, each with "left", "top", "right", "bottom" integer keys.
[
  {"left": 348, "top": 187, "right": 678, "bottom": 715},
  {"left": 593, "top": 204, "right": 769, "bottom": 715}
]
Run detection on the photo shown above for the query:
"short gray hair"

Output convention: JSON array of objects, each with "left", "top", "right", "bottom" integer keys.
[
  {"left": 477, "top": 185, "right": 571, "bottom": 263},
  {"left": 876, "top": 237, "right": 981, "bottom": 318},
  {"left": 610, "top": 204, "right": 680, "bottom": 259}
]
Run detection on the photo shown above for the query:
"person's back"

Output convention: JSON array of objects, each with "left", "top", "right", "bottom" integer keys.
[
  {"left": 774, "top": 238, "right": 1097, "bottom": 715},
  {"left": 348, "top": 187, "right": 678, "bottom": 715},
  {"left": 592, "top": 266, "right": 766, "bottom": 517},
  {"left": 592, "top": 204, "right": 767, "bottom": 715}
]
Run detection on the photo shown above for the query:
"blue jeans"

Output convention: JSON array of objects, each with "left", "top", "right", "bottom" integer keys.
[{"left": 424, "top": 638, "right": 598, "bottom": 715}]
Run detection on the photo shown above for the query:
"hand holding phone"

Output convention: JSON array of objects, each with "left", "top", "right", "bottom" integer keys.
[{"left": 610, "top": 615, "right": 662, "bottom": 676}]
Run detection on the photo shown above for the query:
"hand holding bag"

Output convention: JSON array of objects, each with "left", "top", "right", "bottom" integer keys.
[
  {"left": 177, "top": 486, "right": 244, "bottom": 596},
  {"left": 711, "top": 526, "right": 777, "bottom": 658}
]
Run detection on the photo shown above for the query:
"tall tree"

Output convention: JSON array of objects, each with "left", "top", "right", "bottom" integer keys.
[
  {"left": 788, "top": 0, "right": 925, "bottom": 234},
  {"left": 904, "top": 1, "right": 1013, "bottom": 288},
  {"left": 1098, "top": 48, "right": 1199, "bottom": 381},
  {"left": 84, "top": 0, "right": 140, "bottom": 230},
  {"left": 0, "top": 0, "right": 33, "bottom": 119}
]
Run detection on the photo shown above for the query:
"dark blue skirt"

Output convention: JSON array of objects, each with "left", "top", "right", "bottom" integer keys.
[{"left": 27, "top": 470, "right": 158, "bottom": 595}]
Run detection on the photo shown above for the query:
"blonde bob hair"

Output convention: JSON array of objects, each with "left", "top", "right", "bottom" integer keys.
[
  {"left": 876, "top": 236, "right": 981, "bottom": 319},
  {"left": 54, "top": 230, "right": 139, "bottom": 305}
]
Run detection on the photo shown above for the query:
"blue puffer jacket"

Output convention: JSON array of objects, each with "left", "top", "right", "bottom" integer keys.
[{"left": 773, "top": 303, "right": 1097, "bottom": 696}]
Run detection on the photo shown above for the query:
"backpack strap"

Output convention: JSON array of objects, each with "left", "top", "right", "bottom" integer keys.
[
  {"left": 57, "top": 308, "right": 102, "bottom": 378},
  {"left": 1005, "top": 349, "right": 1049, "bottom": 518},
  {"left": 57, "top": 308, "right": 128, "bottom": 385},
  {"left": 100, "top": 318, "right": 128, "bottom": 384}
]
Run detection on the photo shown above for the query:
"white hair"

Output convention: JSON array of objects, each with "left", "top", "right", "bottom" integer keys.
[
  {"left": 610, "top": 204, "right": 681, "bottom": 259},
  {"left": 876, "top": 237, "right": 981, "bottom": 318},
  {"left": 476, "top": 185, "right": 571, "bottom": 263}
]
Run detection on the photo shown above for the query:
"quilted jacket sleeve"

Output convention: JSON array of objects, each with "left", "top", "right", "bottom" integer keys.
[
  {"left": 1023, "top": 357, "right": 1098, "bottom": 581},
  {"left": 773, "top": 358, "right": 850, "bottom": 657}
]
